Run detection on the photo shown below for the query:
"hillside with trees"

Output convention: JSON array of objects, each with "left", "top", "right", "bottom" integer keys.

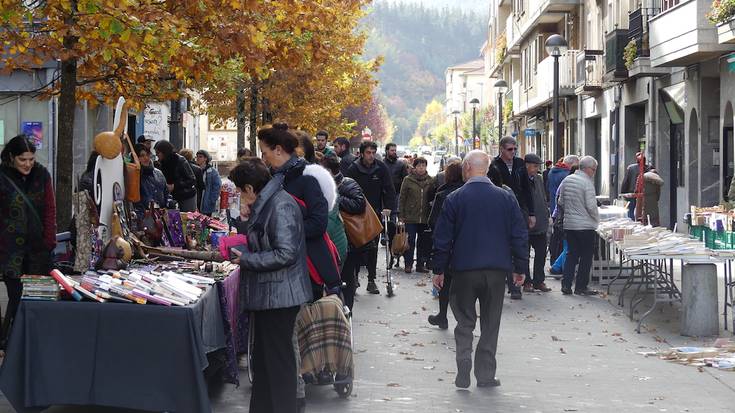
[{"left": 362, "top": 2, "right": 488, "bottom": 144}]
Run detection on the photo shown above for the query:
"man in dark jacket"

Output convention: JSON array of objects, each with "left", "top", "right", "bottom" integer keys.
[
  {"left": 179, "top": 148, "right": 205, "bottom": 210},
  {"left": 384, "top": 143, "right": 408, "bottom": 194},
  {"left": 334, "top": 137, "right": 356, "bottom": 175},
  {"left": 489, "top": 136, "right": 534, "bottom": 299},
  {"left": 432, "top": 150, "right": 528, "bottom": 389},
  {"left": 523, "top": 154, "right": 551, "bottom": 293},
  {"left": 346, "top": 141, "right": 397, "bottom": 294},
  {"left": 154, "top": 140, "right": 198, "bottom": 212},
  {"left": 620, "top": 154, "right": 650, "bottom": 219}
]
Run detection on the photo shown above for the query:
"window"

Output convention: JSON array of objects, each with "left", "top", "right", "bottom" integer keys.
[
  {"left": 661, "top": 0, "right": 680, "bottom": 12},
  {"left": 515, "top": 0, "right": 525, "bottom": 16}
]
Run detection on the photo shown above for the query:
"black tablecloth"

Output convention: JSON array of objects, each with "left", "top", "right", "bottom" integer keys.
[{"left": 0, "top": 283, "right": 226, "bottom": 413}]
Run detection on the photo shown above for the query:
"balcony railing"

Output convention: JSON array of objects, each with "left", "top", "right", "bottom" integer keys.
[
  {"left": 605, "top": 28, "right": 630, "bottom": 81},
  {"left": 575, "top": 50, "right": 604, "bottom": 94},
  {"left": 628, "top": 7, "right": 660, "bottom": 59}
]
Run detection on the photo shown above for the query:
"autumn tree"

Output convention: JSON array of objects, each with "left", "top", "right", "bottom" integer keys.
[
  {"left": 342, "top": 95, "right": 394, "bottom": 145},
  {"left": 414, "top": 99, "right": 446, "bottom": 139}
]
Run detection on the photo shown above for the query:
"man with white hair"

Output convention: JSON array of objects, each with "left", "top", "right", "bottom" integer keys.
[
  {"left": 432, "top": 150, "right": 528, "bottom": 389},
  {"left": 557, "top": 155, "right": 600, "bottom": 295}
]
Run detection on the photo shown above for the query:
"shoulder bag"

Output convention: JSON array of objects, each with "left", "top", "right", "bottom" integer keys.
[{"left": 340, "top": 202, "right": 383, "bottom": 248}]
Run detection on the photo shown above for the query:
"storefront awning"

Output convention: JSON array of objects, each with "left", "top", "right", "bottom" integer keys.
[{"left": 660, "top": 82, "right": 685, "bottom": 125}]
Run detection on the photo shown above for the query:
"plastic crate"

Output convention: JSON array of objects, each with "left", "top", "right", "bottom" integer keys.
[
  {"left": 704, "top": 228, "right": 735, "bottom": 250},
  {"left": 689, "top": 225, "right": 707, "bottom": 241}
]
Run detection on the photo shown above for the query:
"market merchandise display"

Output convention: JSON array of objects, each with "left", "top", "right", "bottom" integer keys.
[
  {"left": 20, "top": 276, "right": 60, "bottom": 301},
  {"left": 598, "top": 218, "right": 710, "bottom": 257}
]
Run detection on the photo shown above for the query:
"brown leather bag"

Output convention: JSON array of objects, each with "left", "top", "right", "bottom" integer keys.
[
  {"left": 340, "top": 202, "right": 383, "bottom": 248},
  {"left": 391, "top": 222, "right": 409, "bottom": 256},
  {"left": 123, "top": 133, "right": 141, "bottom": 203}
]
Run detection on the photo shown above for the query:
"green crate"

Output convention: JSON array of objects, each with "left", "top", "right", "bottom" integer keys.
[
  {"left": 704, "top": 228, "right": 735, "bottom": 250},
  {"left": 689, "top": 225, "right": 707, "bottom": 241}
]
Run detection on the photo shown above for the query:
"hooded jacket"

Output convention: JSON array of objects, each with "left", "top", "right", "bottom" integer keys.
[
  {"left": 277, "top": 156, "right": 341, "bottom": 290},
  {"left": 399, "top": 172, "right": 434, "bottom": 224},
  {"left": 237, "top": 176, "right": 312, "bottom": 311}
]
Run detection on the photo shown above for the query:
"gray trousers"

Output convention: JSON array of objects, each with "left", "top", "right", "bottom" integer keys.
[{"left": 450, "top": 269, "right": 507, "bottom": 382}]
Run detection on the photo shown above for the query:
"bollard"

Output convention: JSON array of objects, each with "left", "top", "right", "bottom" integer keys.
[{"left": 681, "top": 263, "right": 719, "bottom": 337}]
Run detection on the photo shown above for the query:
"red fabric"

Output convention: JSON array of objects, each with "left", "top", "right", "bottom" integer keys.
[{"left": 43, "top": 178, "right": 57, "bottom": 251}]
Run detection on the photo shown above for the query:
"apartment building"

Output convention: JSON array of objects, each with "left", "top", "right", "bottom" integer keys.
[
  {"left": 486, "top": 0, "right": 735, "bottom": 229},
  {"left": 445, "top": 59, "right": 489, "bottom": 114}
]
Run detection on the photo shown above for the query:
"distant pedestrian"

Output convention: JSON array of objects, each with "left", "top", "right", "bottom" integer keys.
[
  {"left": 620, "top": 155, "right": 650, "bottom": 220},
  {"left": 195, "top": 149, "right": 222, "bottom": 216},
  {"left": 154, "top": 140, "right": 198, "bottom": 212},
  {"left": 522, "top": 154, "right": 551, "bottom": 293},
  {"left": 427, "top": 161, "right": 463, "bottom": 330},
  {"left": 542, "top": 160, "right": 553, "bottom": 201},
  {"left": 315, "top": 130, "right": 335, "bottom": 157},
  {"left": 557, "top": 156, "right": 600, "bottom": 296},
  {"left": 346, "top": 141, "right": 397, "bottom": 295},
  {"left": 179, "top": 148, "right": 205, "bottom": 209},
  {"left": 643, "top": 168, "right": 664, "bottom": 227},
  {"left": 432, "top": 150, "right": 528, "bottom": 389},
  {"left": 490, "top": 137, "right": 535, "bottom": 300},
  {"left": 399, "top": 157, "right": 434, "bottom": 274},
  {"left": 333, "top": 137, "right": 356, "bottom": 175}
]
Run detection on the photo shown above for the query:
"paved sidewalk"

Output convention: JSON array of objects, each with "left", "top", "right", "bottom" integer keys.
[{"left": 2, "top": 259, "right": 735, "bottom": 412}]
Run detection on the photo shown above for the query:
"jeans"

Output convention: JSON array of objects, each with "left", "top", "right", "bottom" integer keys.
[
  {"left": 404, "top": 223, "right": 430, "bottom": 268},
  {"left": 450, "top": 269, "right": 507, "bottom": 382},
  {"left": 562, "top": 230, "right": 596, "bottom": 291},
  {"left": 526, "top": 233, "right": 548, "bottom": 286},
  {"left": 551, "top": 240, "right": 568, "bottom": 273},
  {"left": 627, "top": 198, "right": 637, "bottom": 220}
]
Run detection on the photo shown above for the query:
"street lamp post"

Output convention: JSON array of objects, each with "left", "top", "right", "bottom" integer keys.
[
  {"left": 494, "top": 79, "right": 508, "bottom": 140},
  {"left": 545, "top": 34, "right": 568, "bottom": 162},
  {"left": 470, "top": 98, "right": 480, "bottom": 150},
  {"left": 452, "top": 109, "right": 460, "bottom": 156}
]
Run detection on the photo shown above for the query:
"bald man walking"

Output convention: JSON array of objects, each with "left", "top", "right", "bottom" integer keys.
[{"left": 432, "top": 150, "right": 529, "bottom": 389}]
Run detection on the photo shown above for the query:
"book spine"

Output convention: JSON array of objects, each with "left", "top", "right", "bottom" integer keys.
[{"left": 49, "top": 269, "right": 83, "bottom": 301}]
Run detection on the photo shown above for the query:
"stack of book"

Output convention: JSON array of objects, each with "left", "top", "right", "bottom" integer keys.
[
  {"left": 76, "top": 268, "right": 216, "bottom": 306},
  {"left": 21, "top": 275, "right": 61, "bottom": 301}
]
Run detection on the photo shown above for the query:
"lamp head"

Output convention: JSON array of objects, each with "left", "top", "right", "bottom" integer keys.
[
  {"left": 545, "top": 34, "right": 568, "bottom": 57},
  {"left": 494, "top": 79, "right": 508, "bottom": 94},
  {"left": 470, "top": 98, "right": 480, "bottom": 108}
]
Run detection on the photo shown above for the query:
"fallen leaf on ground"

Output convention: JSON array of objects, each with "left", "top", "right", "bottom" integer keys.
[
  {"left": 611, "top": 332, "right": 622, "bottom": 337},
  {"left": 387, "top": 383, "right": 401, "bottom": 387},
  {"left": 423, "top": 366, "right": 435, "bottom": 370},
  {"left": 560, "top": 347, "right": 567, "bottom": 354}
]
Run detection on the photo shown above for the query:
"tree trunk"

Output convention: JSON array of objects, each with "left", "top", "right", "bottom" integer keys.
[
  {"left": 236, "top": 86, "right": 246, "bottom": 151},
  {"left": 249, "top": 83, "right": 258, "bottom": 154},
  {"left": 56, "top": 3, "right": 79, "bottom": 231}
]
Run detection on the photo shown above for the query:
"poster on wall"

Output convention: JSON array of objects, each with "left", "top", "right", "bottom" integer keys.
[{"left": 21, "top": 121, "right": 43, "bottom": 149}]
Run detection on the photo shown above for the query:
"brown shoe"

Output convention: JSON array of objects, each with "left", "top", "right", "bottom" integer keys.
[
  {"left": 404, "top": 265, "right": 413, "bottom": 274},
  {"left": 522, "top": 283, "right": 534, "bottom": 293},
  {"left": 534, "top": 283, "right": 552, "bottom": 292}
]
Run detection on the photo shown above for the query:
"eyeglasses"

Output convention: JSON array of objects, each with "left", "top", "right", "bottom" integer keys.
[{"left": 504, "top": 147, "right": 517, "bottom": 152}]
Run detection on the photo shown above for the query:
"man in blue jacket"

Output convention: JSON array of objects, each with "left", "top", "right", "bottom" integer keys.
[{"left": 432, "top": 150, "right": 528, "bottom": 389}]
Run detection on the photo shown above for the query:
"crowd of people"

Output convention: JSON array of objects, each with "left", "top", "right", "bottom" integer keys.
[{"left": 0, "top": 124, "right": 617, "bottom": 412}]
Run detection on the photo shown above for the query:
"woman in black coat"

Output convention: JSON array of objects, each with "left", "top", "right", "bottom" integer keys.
[
  {"left": 320, "top": 154, "right": 366, "bottom": 311},
  {"left": 427, "top": 162, "right": 463, "bottom": 330},
  {"left": 153, "top": 140, "right": 197, "bottom": 212},
  {"left": 258, "top": 124, "right": 341, "bottom": 300}
]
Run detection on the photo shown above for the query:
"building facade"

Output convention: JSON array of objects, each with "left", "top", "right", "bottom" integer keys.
[{"left": 486, "top": 0, "right": 735, "bottom": 230}]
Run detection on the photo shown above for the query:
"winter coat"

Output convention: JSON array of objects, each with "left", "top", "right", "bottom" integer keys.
[
  {"left": 558, "top": 170, "right": 599, "bottom": 231},
  {"left": 489, "top": 155, "right": 535, "bottom": 216},
  {"left": 432, "top": 176, "right": 528, "bottom": 275},
  {"left": 620, "top": 163, "right": 650, "bottom": 194},
  {"left": 134, "top": 164, "right": 171, "bottom": 215},
  {"left": 345, "top": 157, "right": 397, "bottom": 216},
  {"left": 546, "top": 165, "right": 571, "bottom": 215},
  {"left": 190, "top": 161, "right": 205, "bottom": 207},
  {"left": 528, "top": 174, "right": 550, "bottom": 235},
  {"left": 643, "top": 171, "right": 664, "bottom": 223},
  {"left": 338, "top": 151, "right": 356, "bottom": 176},
  {"left": 384, "top": 156, "right": 408, "bottom": 194},
  {"left": 428, "top": 181, "right": 463, "bottom": 229},
  {"left": 237, "top": 176, "right": 312, "bottom": 311},
  {"left": 160, "top": 153, "right": 197, "bottom": 202},
  {"left": 277, "top": 156, "right": 341, "bottom": 289},
  {"left": 200, "top": 165, "right": 222, "bottom": 214},
  {"left": 399, "top": 173, "right": 434, "bottom": 224},
  {"left": 0, "top": 164, "right": 57, "bottom": 279}
]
